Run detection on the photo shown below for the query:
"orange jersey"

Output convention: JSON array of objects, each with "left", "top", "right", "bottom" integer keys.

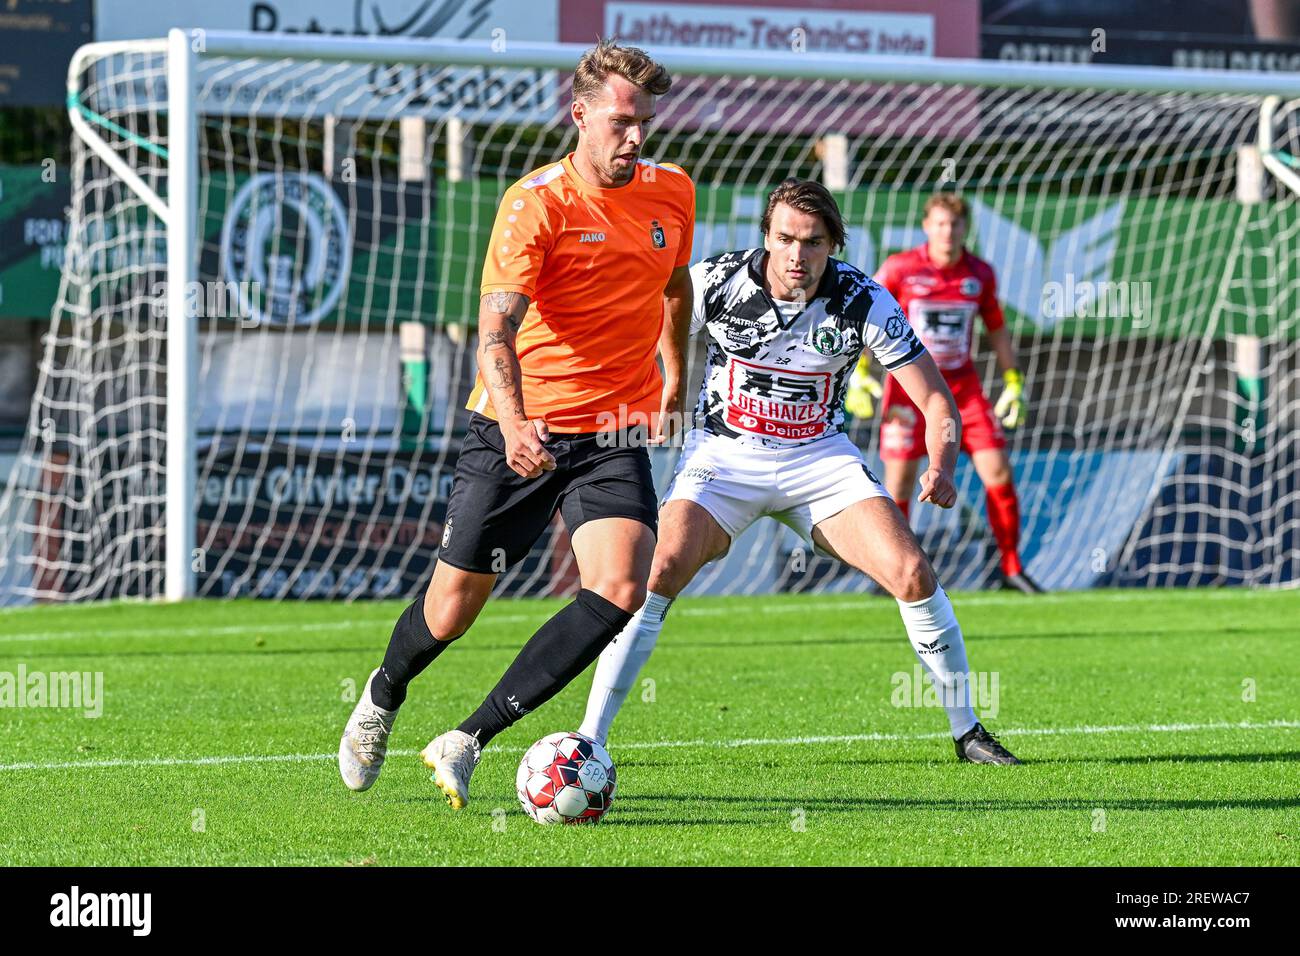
[{"left": 467, "top": 152, "right": 696, "bottom": 432}]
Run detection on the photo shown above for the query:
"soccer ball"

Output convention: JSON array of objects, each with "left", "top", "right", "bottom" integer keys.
[{"left": 516, "top": 731, "right": 617, "bottom": 825}]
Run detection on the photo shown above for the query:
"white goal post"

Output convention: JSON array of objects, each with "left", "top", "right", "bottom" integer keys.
[{"left": 1, "top": 29, "right": 1298, "bottom": 604}]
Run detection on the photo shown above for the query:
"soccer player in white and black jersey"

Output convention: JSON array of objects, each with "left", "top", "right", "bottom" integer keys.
[{"left": 579, "top": 179, "right": 1020, "bottom": 764}]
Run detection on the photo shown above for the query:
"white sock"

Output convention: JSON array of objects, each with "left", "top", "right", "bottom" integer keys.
[
  {"left": 578, "top": 591, "right": 673, "bottom": 745},
  {"left": 896, "top": 585, "right": 979, "bottom": 739}
]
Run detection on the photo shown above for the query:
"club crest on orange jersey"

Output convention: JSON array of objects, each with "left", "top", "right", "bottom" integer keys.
[{"left": 650, "top": 219, "right": 666, "bottom": 249}]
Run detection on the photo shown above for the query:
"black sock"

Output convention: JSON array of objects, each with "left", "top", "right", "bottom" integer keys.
[
  {"left": 371, "top": 587, "right": 453, "bottom": 711},
  {"left": 457, "top": 589, "right": 633, "bottom": 747}
]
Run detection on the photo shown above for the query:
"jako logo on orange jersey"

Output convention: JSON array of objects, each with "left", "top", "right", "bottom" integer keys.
[{"left": 579, "top": 232, "right": 606, "bottom": 243}]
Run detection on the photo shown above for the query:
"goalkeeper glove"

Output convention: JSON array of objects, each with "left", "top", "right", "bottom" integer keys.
[
  {"left": 845, "top": 355, "right": 883, "bottom": 420},
  {"left": 994, "top": 368, "right": 1026, "bottom": 429}
]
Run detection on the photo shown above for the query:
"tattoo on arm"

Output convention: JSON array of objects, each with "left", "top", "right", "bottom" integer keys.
[
  {"left": 482, "top": 291, "right": 527, "bottom": 338},
  {"left": 488, "top": 355, "right": 515, "bottom": 391},
  {"left": 486, "top": 291, "right": 517, "bottom": 314},
  {"left": 489, "top": 356, "right": 525, "bottom": 418},
  {"left": 479, "top": 291, "right": 530, "bottom": 420}
]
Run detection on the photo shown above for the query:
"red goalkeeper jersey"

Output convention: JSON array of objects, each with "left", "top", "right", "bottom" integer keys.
[{"left": 874, "top": 245, "right": 1004, "bottom": 375}]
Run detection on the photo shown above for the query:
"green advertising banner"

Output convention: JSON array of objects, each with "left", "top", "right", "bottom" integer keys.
[
  {"left": 835, "top": 188, "right": 1293, "bottom": 340},
  {"left": 440, "top": 176, "right": 1295, "bottom": 338},
  {"left": 444, "top": 178, "right": 1289, "bottom": 340},
  {"left": 195, "top": 170, "right": 431, "bottom": 329},
  {"left": 0, "top": 164, "right": 69, "bottom": 318},
  {"left": 9, "top": 163, "right": 1295, "bottom": 340}
]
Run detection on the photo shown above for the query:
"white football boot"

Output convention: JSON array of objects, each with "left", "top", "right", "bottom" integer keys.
[
  {"left": 338, "top": 669, "right": 398, "bottom": 792},
  {"left": 420, "top": 729, "right": 482, "bottom": 810}
]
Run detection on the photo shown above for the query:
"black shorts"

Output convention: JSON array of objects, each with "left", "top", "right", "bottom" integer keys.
[{"left": 437, "top": 413, "right": 659, "bottom": 573}]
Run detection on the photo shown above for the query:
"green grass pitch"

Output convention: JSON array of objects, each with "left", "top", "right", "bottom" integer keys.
[{"left": 1, "top": 588, "right": 1297, "bottom": 866}]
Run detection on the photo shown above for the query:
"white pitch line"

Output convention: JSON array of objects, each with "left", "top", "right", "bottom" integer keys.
[
  {"left": 0, "top": 718, "right": 1295, "bottom": 774},
  {"left": 2, "top": 587, "right": 1292, "bottom": 644}
]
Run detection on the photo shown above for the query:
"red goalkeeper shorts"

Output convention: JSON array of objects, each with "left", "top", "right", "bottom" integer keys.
[{"left": 879, "top": 367, "right": 1007, "bottom": 461}]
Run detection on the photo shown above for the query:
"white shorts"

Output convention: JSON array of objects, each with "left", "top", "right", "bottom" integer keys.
[{"left": 661, "top": 429, "right": 890, "bottom": 552}]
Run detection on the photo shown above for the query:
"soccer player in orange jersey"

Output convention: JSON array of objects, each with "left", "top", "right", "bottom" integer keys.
[{"left": 339, "top": 40, "right": 696, "bottom": 807}]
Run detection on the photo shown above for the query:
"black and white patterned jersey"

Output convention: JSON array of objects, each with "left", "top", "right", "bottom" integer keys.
[{"left": 689, "top": 247, "right": 926, "bottom": 448}]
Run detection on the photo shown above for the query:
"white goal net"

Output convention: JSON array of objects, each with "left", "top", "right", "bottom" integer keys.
[{"left": 1, "top": 32, "right": 1297, "bottom": 604}]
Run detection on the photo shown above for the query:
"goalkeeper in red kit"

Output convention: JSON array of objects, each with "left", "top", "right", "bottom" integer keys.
[{"left": 848, "top": 192, "right": 1042, "bottom": 593}]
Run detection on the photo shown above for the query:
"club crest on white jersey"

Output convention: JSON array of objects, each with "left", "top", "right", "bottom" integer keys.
[{"left": 689, "top": 248, "right": 926, "bottom": 448}]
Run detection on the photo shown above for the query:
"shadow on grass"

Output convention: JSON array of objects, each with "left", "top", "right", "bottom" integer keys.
[
  {"left": 1025, "top": 751, "right": 1300, "bottom": 765},
  {"left": 618, "top": 750, "right": 1300, "bottom": 770},
  {"left": 617, "top": 754, "right": 947, "bottom": 768},
  {"left": 602, "top": 792, "right": 1300, "bottom": 826}
]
